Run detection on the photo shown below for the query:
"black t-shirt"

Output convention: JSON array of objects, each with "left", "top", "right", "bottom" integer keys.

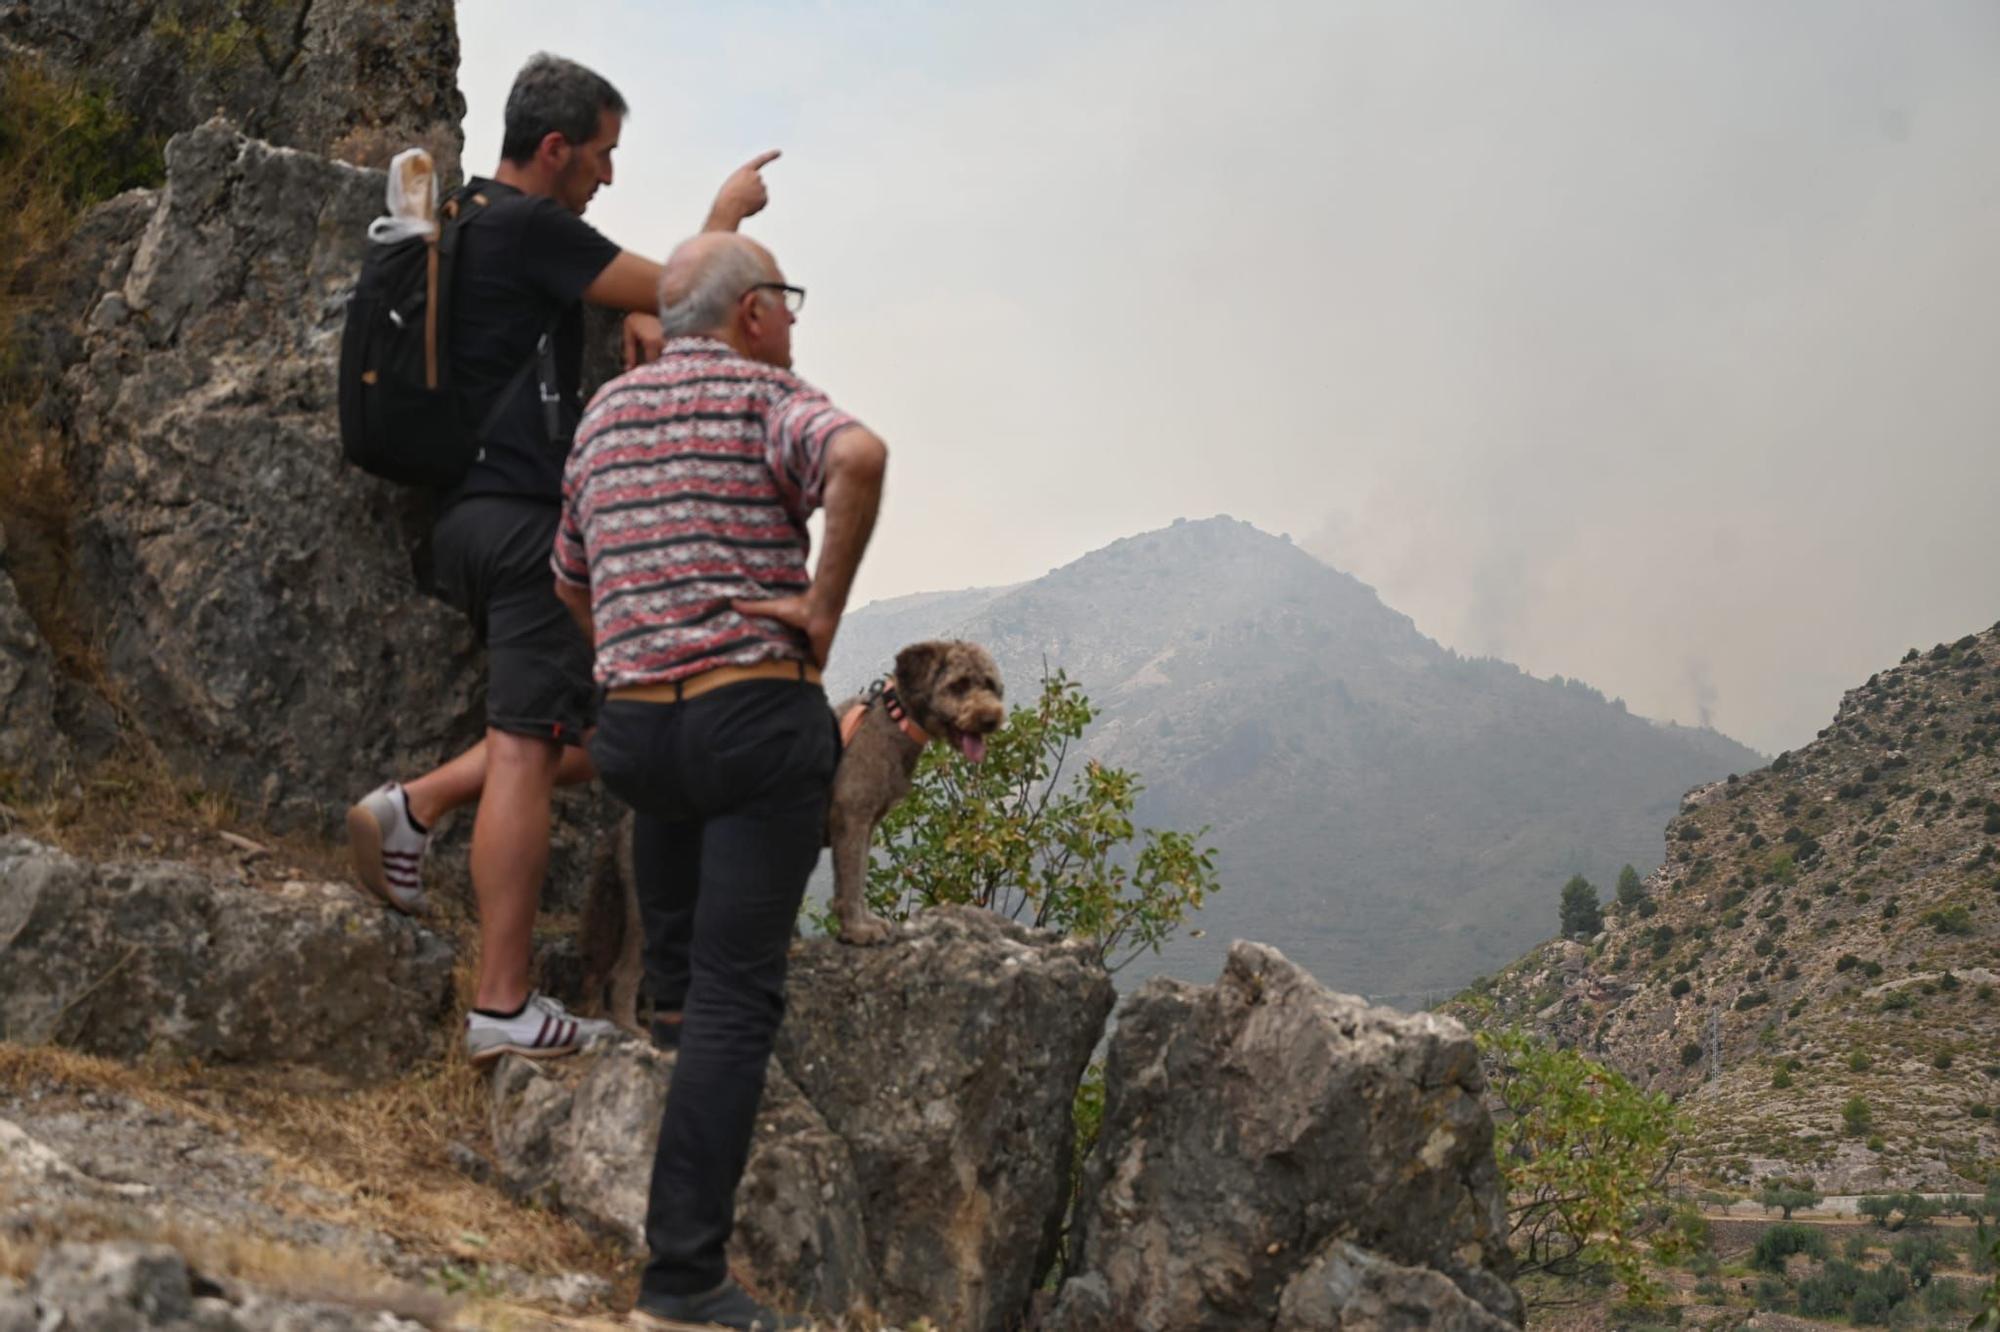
[{"left": 442, "top": 178, "right": 621, "bottom": 507}]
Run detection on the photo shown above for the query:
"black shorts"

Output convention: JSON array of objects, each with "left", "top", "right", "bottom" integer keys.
[{"left": 432, "top": 496, "right": 594, "bottom": 745}]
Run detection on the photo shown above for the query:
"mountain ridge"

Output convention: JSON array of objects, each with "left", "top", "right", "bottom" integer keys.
[
  {"left": 829, "top": 515, "right": 1764, "bottom": 1001},
  {"left": 1449, "top": 620, "right": 2000, "bottom": 1192}
]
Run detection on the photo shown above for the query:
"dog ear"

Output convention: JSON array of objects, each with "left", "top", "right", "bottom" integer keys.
[{"left": 894, "top": 641, "right": 947, "bottom": 694}]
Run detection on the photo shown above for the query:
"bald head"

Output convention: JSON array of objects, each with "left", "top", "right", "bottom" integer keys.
[{"left": 657, "top": 232, "right": 777, "bottom": 338}]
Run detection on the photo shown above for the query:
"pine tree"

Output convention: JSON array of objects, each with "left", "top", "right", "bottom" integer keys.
[{"left": 1559, "top": 875, "right": 1603, "bottom": 937}]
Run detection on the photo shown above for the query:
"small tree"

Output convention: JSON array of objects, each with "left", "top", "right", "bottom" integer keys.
[
  {"left": 1762, "top": 1176, "right": 1824, "bottom": 1219},
  {"left": 1559, "top": 875, "right": 1603, "bottom": 937},
  {"left": 1844, "top": 1096, "right": 1873, "bottom": 1137},
  {"left": 869, "top": 671, "right": 1218, "bottom": 969},
  {"left": 1616, "top": 864, "right": 1645, "bottom": 909},
  {"left": 1478, "top": 1028, "right": 1682, "bottom": 1304}
]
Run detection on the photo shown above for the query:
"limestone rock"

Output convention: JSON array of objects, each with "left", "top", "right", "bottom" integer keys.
[
  {"left": 59, "top": 122, "right": 484, "bottom": 831},
  {"left": 488, "top": 1042, "right": 873, "bottom": 1320},
  {"left": 489, "top": 908, "right": 1116, "bottom": 1328},
  {"left": 0, "top": 0, "right": 464, "bottom": 171},
  {"left": 1275, "top": 1241, "right": 1517, "bottom": 1332},
  {"left": 776, "top": 905, "right": 1116, "bottom": 1332},
  {"left": 0, "top": 837, "right": 453, "bottom": 1080},
  {"left": 0, "top": 527, "right": 69, "bottom": 789},
  {"left": 1052, "top": 942, "right": 1520, "bottom": 1331}
]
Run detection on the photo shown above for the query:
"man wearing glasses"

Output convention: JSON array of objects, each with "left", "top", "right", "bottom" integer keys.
[{"left": 553, "top": 231, "right": 886, "bottom": 1331}]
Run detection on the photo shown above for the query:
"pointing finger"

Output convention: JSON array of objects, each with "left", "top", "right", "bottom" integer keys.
[{"left": 746, "top": 149, "right": 782, "bottom": 171}]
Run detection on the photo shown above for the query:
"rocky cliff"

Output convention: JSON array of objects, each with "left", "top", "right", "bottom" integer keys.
[
  {"left": 2, "top": 0, "right": 464, "bottom": 171},
  {"left": 1450, "top": 623, "right": 2000, "bottom": 1194}
]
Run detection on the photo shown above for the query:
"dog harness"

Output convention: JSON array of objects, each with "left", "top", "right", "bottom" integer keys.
[{"left": 839, "top": 676, "right": 933, "bottom": 750}]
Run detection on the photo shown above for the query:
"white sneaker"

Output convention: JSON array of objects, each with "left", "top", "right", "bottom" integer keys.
[
  {"left": 346, "top": 781, "right": 429, "bottom": 915},
  {"left": 465, "top": 992, "right": 618, "bottom": 1066}
]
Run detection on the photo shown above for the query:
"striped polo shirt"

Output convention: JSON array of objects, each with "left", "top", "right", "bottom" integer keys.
[{"left": 553, "top": 337, "right": 861, "bottom": 688}]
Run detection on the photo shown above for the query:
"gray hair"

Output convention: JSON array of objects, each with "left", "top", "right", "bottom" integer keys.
[
  {"left": 501, "top": 54, "right": 627, "bottom": 163},
  {"left": 657, "top": 240, "right": 772, "bottom": 337}
]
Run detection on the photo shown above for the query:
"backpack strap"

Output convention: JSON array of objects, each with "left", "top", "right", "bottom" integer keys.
[{"left": 441, "top": 188, "right": 565, "bottom": 449}]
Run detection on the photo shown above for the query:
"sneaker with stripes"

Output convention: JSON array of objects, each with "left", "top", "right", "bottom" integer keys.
[
  {"left": 346, "top": 781, "right": 430, "bottom": 915},
  {"left": 466, "top": 991, "right": 618, "bottom": 1066}
]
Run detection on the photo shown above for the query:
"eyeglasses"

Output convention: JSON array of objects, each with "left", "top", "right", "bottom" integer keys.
[{"left": 747, "top": 282, "right": 806, "bottom": 315}]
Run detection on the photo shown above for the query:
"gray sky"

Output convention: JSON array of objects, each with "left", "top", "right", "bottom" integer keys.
[{"left": 459, "top": 2, "right": 2000, "bottom": 755}]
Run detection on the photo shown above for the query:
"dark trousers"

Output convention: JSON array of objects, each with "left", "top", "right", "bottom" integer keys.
[{"left": 588, "top": 681, "right": 837, "bottom": 1301}]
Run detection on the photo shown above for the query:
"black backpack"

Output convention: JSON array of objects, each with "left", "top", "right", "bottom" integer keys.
[{"left": 338, "top": 187, "right": 552, "bottom": 487}]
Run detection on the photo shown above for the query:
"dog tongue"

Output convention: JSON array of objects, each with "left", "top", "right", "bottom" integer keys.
[{"left": 957, "top": 732, "right": 988, "bottom": 764}]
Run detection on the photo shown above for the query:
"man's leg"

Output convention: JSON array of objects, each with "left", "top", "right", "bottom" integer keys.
[
  {"left": 639, "top": 772, "right": 827, "bottom": 1300},
  {"left": 632, "top": 812, "right": 697, "bottom": 1045},
  {"left": 469, "top": 728, "right": 566, "bottom": 1012},
  {"left": 402, "top": 737, "right": 595, "bottom": 829}
]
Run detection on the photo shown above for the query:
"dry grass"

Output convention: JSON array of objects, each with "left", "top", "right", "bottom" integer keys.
[
  {"left": 0, "top": 744, "right": 353, "bottom": 883},
  {"left": 0, "top": 928, "right": 628, "bottom": 1316}
]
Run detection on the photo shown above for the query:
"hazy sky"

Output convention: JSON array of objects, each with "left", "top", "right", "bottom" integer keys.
[{"left": 459, "top": 2, "right": 2000, "bottom": 755}]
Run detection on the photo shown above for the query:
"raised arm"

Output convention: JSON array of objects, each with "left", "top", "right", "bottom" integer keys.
[
  {"left": 733, "top": 424, "right": 888, "bottom": 667},
  {"left": 587, "top": 149, "right": 783, "bottom": 365}
]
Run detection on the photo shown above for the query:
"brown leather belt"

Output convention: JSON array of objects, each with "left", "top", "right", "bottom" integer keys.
[{"left": 608, "top": 659, "right": 822, "bottom": 705}]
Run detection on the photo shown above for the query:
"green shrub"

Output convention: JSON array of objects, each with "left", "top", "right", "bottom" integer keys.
[
  {"left": 1670, "top": 977, "right": 1691, "bottom": 998},
  {"left": 1680, "top": 1041, "right": 1704, "bottom": 1067},
  {"left": 1478, "top": 1028, "right": 1681, "bottom": 1304},
  {"left": 1736, "top": 990, "right": 1769, "bottom": 1010},
  {"left": 1752, "top": 1274, "right": 1789, "bottom": 1308},
  {"left": 1844, "top": 1096, "right": 1873, "bottom": 1136},
  {"left": 1923, "top": 904, "right": 1974, "bottom": 935},
  {"left": 1754, "top": 1221, "right": 1829, "bottom": 1272},
  {"left": 1922, "top": 1276, "right": 1967, "bottom": 1315},
  {"left": 1881, "top": 988, "right": 1914, "bottom": 1012},
  {"left": 1850, "top": 1051, "right": 1873, "bottom": 1072},
  {"left": 1892, "top": 1231, "right": 1952, "bottom": 1286},
  {"left": 871, "top": 672, "right": 1218, "bottom": 967},
  {"left": 1937, "top": 1051, "right": 1955, "bottom": 1071}
]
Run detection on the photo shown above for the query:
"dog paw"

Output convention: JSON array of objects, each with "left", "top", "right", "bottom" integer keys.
[{"left": 837, "top": 912, "right": 895, "bottom": 946}]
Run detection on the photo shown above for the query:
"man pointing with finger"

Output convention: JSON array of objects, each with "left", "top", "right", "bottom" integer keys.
[
  {"left": 344, "top": 52, "right": 786, "bottom": 1069},
  {"left": 555, "top": 231, "right": 886, "bottom": 1330}
]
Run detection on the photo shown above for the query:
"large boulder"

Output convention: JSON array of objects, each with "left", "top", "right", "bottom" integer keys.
[
  {"left": 0, "top": 837, "right": 453, "bottom": 1080},
  {"left": 775, "top": 905, "right": 1115, "bottom": 1332},
  {"left": 487, "top": 907, "right": 1117, "bottom": 1329},
  {"left": 0, "top": 0, "right": 464, "bottom": 171},
  {"left": 488, "top": 1042, "right": 875, "bottom": 1321},
  {"left": 1275, "top": 1241, "right": 1517, "bottom": 1332},
  {"left": 56, "top": 122, "right": 484, "bottom": 831},
  {"left": 1051, "top": 942, "right": 1520, "bottom": 1331}
]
